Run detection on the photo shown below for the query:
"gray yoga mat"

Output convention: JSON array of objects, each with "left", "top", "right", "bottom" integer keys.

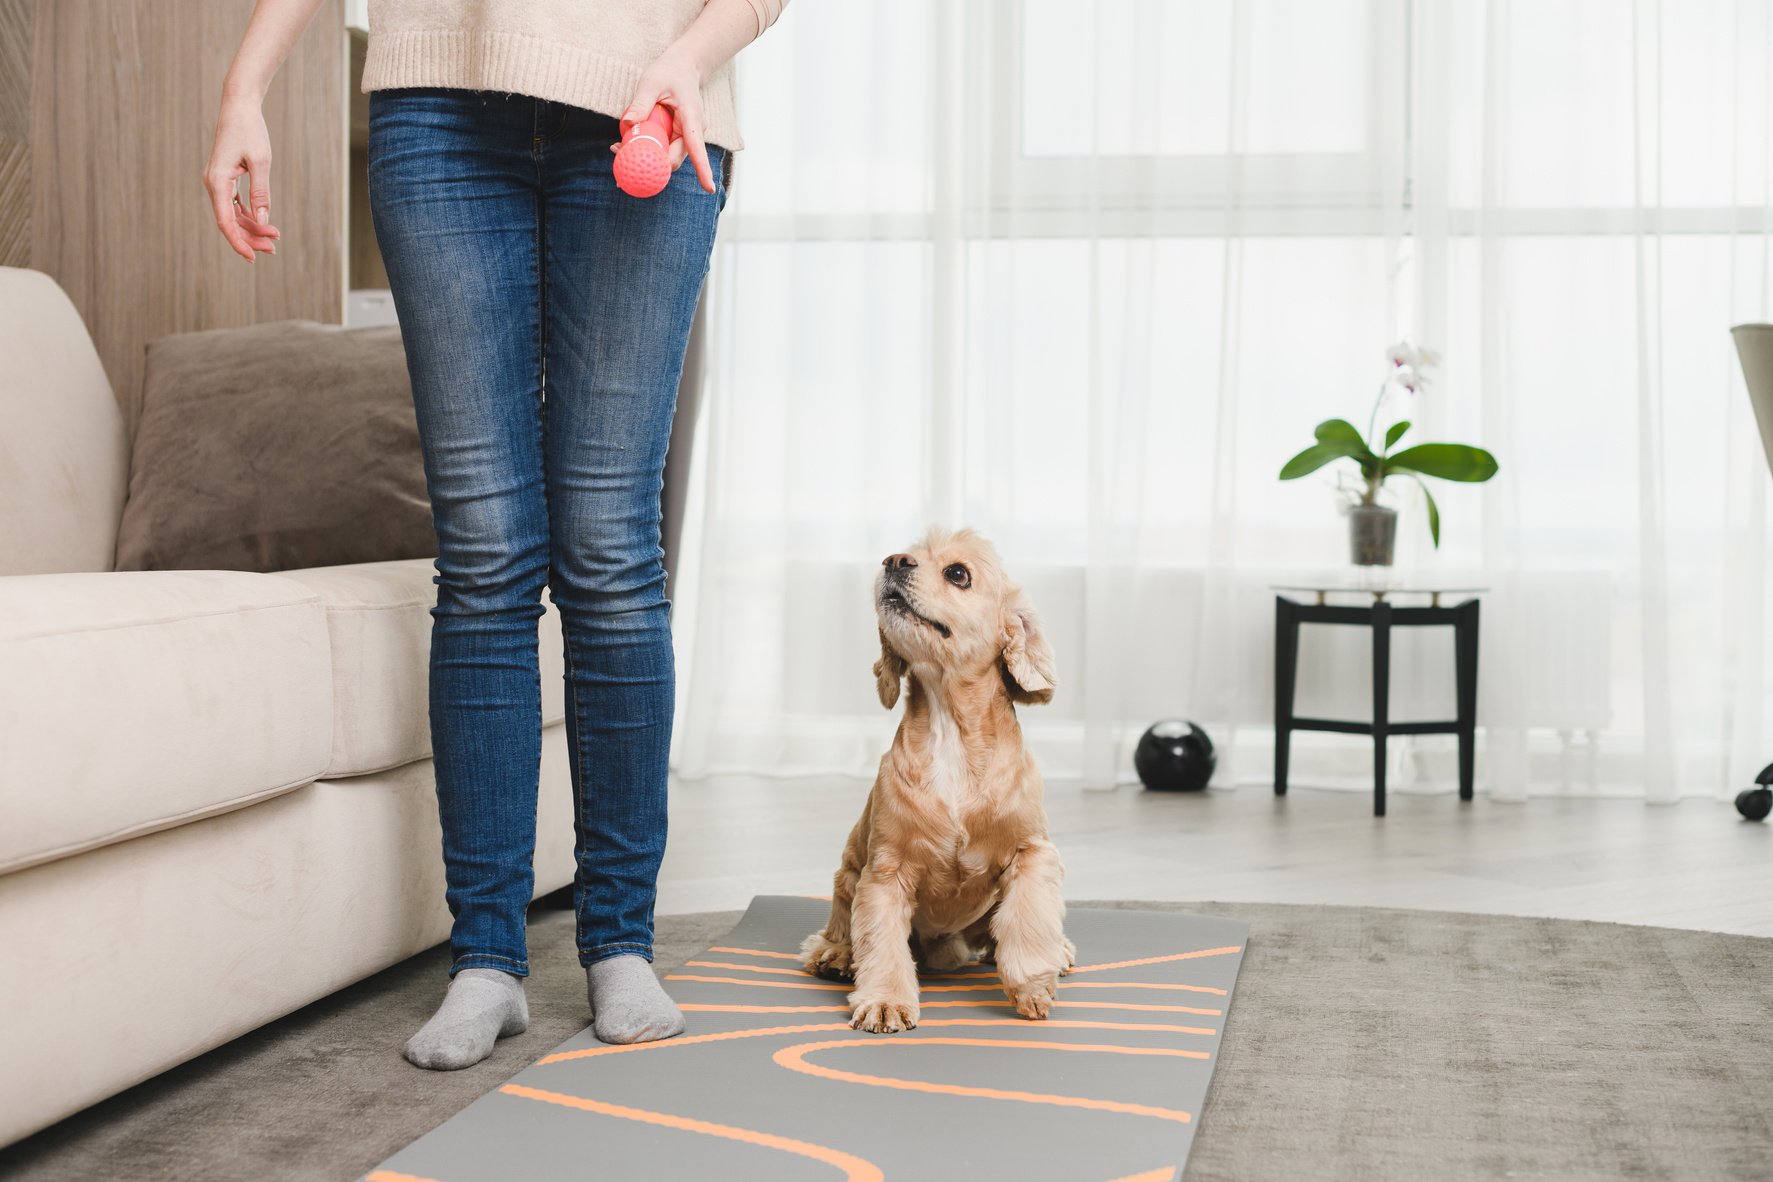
[{"left": 364, "top": 895, "right": 1250, "bottom": 1182}]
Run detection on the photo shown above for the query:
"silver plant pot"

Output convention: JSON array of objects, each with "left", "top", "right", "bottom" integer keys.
[{"left": 1349, "top": 504, "right": 1398, "bottom": 566}]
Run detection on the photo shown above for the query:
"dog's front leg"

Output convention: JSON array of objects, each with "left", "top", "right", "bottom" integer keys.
[
  {"left": 991, "top": 838, "right": 1069, "bottom": 1020},
  {"left": 847, "top": 865, "right": 920, "bottom": 1033},
  {"left": 801, "top": 855, "right": 862, "bottom": 980}
]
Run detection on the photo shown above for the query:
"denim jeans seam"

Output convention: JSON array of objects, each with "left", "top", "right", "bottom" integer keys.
[
  {"left": 579, "top": 942, "right": 655, "bottom": 962},
  {"left": 562, "top": 629, "right": 593, "bottom": 950},
  {"left": 451, "top": 952, "right": 530, "bottom": 970}
]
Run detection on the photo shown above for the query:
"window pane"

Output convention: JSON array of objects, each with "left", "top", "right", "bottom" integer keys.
[
  {"left": 1446, "top": 0, "right": 1760, "bottom": 208},
  {"left": 1021, "top": 0, "right": 1374, "bottom": 157}
]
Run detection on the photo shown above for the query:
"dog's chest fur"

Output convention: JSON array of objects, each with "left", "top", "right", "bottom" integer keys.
[
  {"left": 904, "top": 698, "right": 1002, "bottom": 930},
  {"left": 922, "top": 697, "right": 972, "bottom": 811}
]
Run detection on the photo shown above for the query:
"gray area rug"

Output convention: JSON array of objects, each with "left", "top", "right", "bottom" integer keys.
[{"left": 2, "top": 900, "right": 1770, "bottom": 1181}]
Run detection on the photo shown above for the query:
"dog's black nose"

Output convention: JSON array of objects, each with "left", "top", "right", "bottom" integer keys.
[{"left": 883, "top": 553, "right": 917, "bottom": 572}]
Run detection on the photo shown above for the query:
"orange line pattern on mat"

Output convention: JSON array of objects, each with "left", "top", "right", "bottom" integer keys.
[
  {"left": 680, "top": 999, "right": 1221, "bottom": 1018},
  {"left": 923, "top": 980, "right": 1226, "bottom": 996},
  {"left": 666, "top": 978, "right": 1219, "bottom": 1020},
  {"left": 539, "top": 1021, "right": 848, "bottom": 1064},
  {"left": 686, "top": 959, "right": 848, "bottom": 977},
  {"left": 499, "top": 1084, "right": 884, "bottom": 1182},
  {"left": 538, "top": 1017, "right": 1211, "bottom": 1066},
  {"left": 1068, "top": 946, "right": 1244, "bottom": 975},
  {"left": 483, "top": 936, "right": 1240, "bottom": 1178},
  {"left": 688, "top": 951, "right": 1241, "bottom": 983},
  {"left": 666, "top": 973, "right": 853, "bottom": 991},
  {"left": 668, "top": 972, "right": 1228, "bottom": 998},
  {"left": 708, "top": 945, "right": 805, "bottom": 960},
  {"left": 673, "top": 1004, "right": 1217, "bottom": 1035},
  {"left": 366, "top": 1172, "right": 441, "bottom": 1182},
  {"left": 690, "top": 958, "right": 1004, "bottom": 984},
  {"left": 773, "top": 1038, "right": 1196, "bottom": 1123}
]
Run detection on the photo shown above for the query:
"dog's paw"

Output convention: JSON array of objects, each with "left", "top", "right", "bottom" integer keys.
[
  {"left": 1060, "top": 935, "right": 1077, "bottom": 975},
  {"left": 849, "top": 998, "right": 919, "bottom": 1033},
  {"left": 799, "top": 932, "right": 856, "bottom": 980},
  {"left": 918, "top": 932, "right": 974, "bottom": 974},
  {"left": 1006, "top": 972, "right": 1058, "bottom": 1020}
]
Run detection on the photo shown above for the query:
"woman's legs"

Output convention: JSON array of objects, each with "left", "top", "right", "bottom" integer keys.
[
  {"left": 369, "top": 88, "right": 547, "bottom": 1067},
  {"left": 535, "top": 103, "right": 725, "bottom": 1041},
  {"left": 370, "top": 87, "right": 726, "bottom": 1062}
]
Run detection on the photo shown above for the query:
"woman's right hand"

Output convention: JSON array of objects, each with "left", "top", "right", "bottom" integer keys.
[{"left": 204, "top": 95, "right": 281, "bottom": 263}]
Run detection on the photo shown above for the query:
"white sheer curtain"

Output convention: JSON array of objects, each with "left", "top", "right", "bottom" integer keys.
[{"left": 672, "top": 0, "right": 1773, "bottom": 802}]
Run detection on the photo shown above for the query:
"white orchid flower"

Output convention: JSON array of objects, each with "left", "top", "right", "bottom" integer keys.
[
  {"left": 1385, "top": 341, "right": 1443, "bottom": 372},
  {"left": 1386, "top": 341, "right": 1441, "bottom": 393}
]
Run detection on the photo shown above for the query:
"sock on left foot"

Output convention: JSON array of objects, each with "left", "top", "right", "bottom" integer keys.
[{"left": 586, "top": 954, "right": 685, "bottom": 1045}]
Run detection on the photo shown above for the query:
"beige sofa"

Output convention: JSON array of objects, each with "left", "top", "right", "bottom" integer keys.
[{"left": 0, "top": 266, "right": 578, "bottom": 1147}]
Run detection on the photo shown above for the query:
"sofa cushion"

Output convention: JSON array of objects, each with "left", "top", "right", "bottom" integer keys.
[
  {"left": 0, "top": 267, "right": 129, "bottom": 575},
  {"left": 277, "top": 558, "right": 568, "bottom": 779},
  {"left": 0, "top": 570, "right": 333, "bottom": 874},
  {"left": 112, "top": 320, "right": 436, "bottom": 574}
]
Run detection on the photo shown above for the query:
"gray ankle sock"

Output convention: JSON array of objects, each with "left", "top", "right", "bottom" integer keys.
[
  {"left": 403, "top": 967, "right": 528, "bottom": 1071},
  {"left": 587, "top": 954, "right": 685, "bottom": 1045}
]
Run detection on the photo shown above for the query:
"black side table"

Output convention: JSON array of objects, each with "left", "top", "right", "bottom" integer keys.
[{"left": 1273, "top": 586, "right": 1482, "bottom": 817}]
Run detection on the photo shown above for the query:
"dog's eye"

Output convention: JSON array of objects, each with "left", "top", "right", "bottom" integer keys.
[{"left": 943, "top": 564, "right": 971, "bottom": 589}]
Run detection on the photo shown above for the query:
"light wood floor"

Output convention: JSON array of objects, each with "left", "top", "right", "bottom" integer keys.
[{"left": 658, "top": 779, "right": 1773, "bottom": 938}]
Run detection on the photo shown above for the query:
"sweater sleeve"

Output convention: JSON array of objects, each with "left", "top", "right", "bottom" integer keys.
[{"left": 738, "top": 0, "right": 788, "bottom": 38}]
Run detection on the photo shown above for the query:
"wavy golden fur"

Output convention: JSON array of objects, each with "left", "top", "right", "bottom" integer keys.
[{"left": 800, "top": 527, "right": 1073, "bottom": 1033}]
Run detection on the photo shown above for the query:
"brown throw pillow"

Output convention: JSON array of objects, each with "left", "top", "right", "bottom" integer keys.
[{"left": 114, "top": 320, "right": 435, "bottom": 573}]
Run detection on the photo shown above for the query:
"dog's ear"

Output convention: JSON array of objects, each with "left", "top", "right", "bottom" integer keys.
[
  {"left": 872, "top": 627, "right": 908, "bottom": 709},
  {"left": 1000, "top": 585, "right": 1056, "bottom": 705}
]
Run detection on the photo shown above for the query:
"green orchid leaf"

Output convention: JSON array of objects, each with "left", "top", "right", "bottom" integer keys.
[
  {"left": 1410, "top": 474, "right": 1441, "bottom": 548},
  {"left": 1314, "top": 418, "right": 1377, "bottom": 462},
  {"left": 1278, "top": 442, "right": 1348, "bottom": 480},
  {"left": 1383, "top": 443, "right": 1499, "bottom": 483},
  {"left": 1384, "top": 420, "right": 1411, "bottom": 451},
  {"left": 1279, "top": 419, "right": 1380, "bottom": 481}
]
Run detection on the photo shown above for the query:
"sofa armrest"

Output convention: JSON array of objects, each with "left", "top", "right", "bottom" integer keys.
[{"left": 0, "top": 570, "right": 333, "bottom": 874}]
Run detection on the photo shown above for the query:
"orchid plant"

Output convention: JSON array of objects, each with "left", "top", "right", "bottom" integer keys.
[{"left": 1278, "top": 342, "right": 1499, "bottom": 547}]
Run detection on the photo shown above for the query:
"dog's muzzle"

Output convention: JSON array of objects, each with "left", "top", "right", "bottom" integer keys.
[{"left": 879, "top": 584, "right": 952, "bottom": 639}]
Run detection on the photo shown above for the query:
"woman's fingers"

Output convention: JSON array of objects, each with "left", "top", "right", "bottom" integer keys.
[
  {"left": 620, "top": 78, "right": 666, "bottom": 145},
  {"left": 682, "top": 126, "right": 714, "bottom": 193},
  {"left": 234, "top": 197, "right": 281, "bottom": 240},
  {"left": 653, "top": 129, "right": 713, "bottom": 194},
  {"left": 233, "top": 198, "right": 278, "bottom": 253},
  {"left": 245, "top": 152, "right": 273, "bottom": 228},
  {"left": 205, "top": 167, "right": 256, "bottom": 262},
  {"left": 670, "top": 100, "right": 715, "bottom": 193}
]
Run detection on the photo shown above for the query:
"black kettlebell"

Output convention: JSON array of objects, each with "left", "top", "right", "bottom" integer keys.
[
  {"left": 1737, "top": 763, "right": 1773, "bottom": 821},
  {"left": 1134, "top": 721, "right": 1216, "bottom": 792}
]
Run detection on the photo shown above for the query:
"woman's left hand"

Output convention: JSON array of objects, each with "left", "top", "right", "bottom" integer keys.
[{"left": 619, "top": 51, "right": 715, "bottom": 193}]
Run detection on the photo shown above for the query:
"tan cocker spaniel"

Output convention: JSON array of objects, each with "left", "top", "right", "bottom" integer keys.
[{"left": 801, "top": 527, "right": 1074, "bottom": 1033}]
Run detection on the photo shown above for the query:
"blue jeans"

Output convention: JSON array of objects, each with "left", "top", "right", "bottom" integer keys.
[{"left": 367, "top": 88, "right": 725, "bottom": 978}]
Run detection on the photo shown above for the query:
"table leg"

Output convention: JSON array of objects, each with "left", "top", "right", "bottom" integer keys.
[
  {"left": 1456, "top": 599, "right": 1480, "bottom": 802},
  {"left": 1274, "top": 597, "right": 1299, "bottom": 796},
  {"left": 1372, "top": 600, "right": 1392, "bottom": 817}
]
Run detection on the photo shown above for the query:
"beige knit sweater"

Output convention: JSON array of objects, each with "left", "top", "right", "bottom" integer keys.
[{"left": 361, "top": 0, "right": 784, "bottom": 150}]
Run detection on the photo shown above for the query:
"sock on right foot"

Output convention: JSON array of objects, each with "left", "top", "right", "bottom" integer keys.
[{"left": 403, "top": 967, "right": 528, "bottom": 1071}]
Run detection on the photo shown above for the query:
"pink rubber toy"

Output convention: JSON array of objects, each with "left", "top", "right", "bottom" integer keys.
[{"left": 614, "top": 105, "right": 674, "bottom": 198}]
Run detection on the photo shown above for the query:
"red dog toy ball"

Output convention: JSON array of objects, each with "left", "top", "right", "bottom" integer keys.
[{"left": 614, "top": 104, "right": 674, "bottom": 198}]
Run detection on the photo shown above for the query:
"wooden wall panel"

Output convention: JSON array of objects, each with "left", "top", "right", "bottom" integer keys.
[
  {"left": 0, "top": 0, "right": 32, "bottom": 268},
  {"left": 27, "top": 0, "right": 345, "bottom": 434}
]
